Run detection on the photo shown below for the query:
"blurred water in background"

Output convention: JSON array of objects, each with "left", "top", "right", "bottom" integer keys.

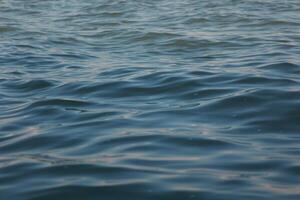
[{"left": 0, "top": 0, "right": 300, "bottom": 199}]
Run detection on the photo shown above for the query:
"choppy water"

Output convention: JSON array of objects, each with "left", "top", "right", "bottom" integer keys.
[{"left": 1, "top": 0, "right": 300, "bottom": 199}]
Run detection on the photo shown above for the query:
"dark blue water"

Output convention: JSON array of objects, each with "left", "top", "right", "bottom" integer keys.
[{"left": 1, "top": 0, "right": 300, "bottom": 199}]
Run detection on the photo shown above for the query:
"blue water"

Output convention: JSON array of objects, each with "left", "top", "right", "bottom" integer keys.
[{"left": 1, "top": 0, "right": 300, "bottom": 199}]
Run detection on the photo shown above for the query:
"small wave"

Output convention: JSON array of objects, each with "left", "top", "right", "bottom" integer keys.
[
  {"left": 2, "top": 79, "right": 55, "bottom": 91},
  {"left": 260, "top": 62, "right": 300, "bottom": 74},
  {"left": 27, "top": 98, "right": 95, "bottom": 108}
]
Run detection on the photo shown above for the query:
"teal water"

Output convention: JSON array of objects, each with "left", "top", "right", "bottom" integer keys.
[{"left": 1, "top": 0, "right": 300, "bottom": 199}]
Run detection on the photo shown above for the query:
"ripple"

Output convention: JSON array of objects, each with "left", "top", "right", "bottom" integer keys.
[
  {"left": 0, "top": 26, "right": 16, "bottom": 33},
  {"left": 260, "top": 62, "right": 300, "bottom": 74},
  {"left": 3, "top": 79, "right": 55, "bottom": 91},
  {"left": 27, "top": 98, "right": 95, "bottom": 108}
]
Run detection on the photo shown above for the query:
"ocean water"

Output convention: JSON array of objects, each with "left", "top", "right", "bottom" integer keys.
[{"left": 0, "top": 0, "right": 300, "bottom": 199}]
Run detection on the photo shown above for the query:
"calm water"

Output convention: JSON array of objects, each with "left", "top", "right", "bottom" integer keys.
[{"left": 1, "top": 0, "right": 300, "bottom": 199}]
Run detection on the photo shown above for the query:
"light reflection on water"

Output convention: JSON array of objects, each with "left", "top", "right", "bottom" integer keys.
[{"left": 0, "top": 0, "right": 300, "bottom": 200}]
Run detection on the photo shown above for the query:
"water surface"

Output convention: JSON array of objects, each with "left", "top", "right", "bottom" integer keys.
[{"left": 1, "top": 0, "right": 300, "bottom": 199}]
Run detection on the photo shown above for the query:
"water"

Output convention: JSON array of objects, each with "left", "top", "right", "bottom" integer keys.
[{"left": 0, "top": 0, "right": 300, "bottom": 199}]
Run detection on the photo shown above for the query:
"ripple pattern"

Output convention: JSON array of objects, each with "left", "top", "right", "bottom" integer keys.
[{"left": 1, "top": 0, "right": 300, "bottom": 200}]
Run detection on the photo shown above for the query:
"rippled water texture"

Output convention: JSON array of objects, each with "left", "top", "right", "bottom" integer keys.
[{"left": 1, "top": 0, "right": 300, "bottom": 199}]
